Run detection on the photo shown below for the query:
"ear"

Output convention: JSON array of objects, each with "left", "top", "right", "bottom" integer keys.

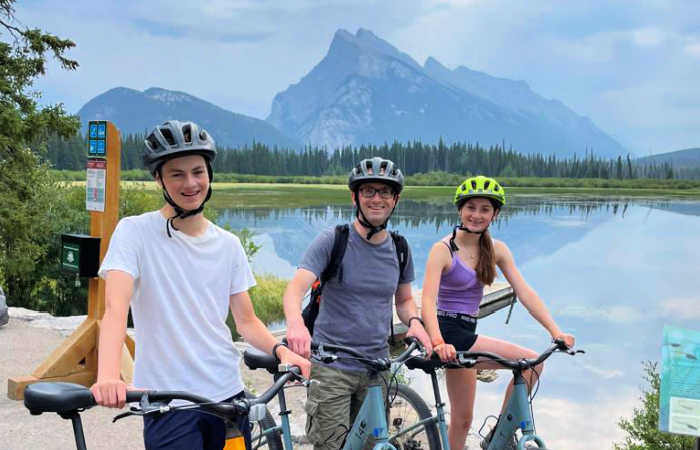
[
  {"left": 154, "top": 171, "right": 163, "bottom": 189},
  {"left": 351, "top": 190, "right": 358, "bottom": 206},
  {"left": 492, "top": 209, "right": 500, "bottom": 221}
]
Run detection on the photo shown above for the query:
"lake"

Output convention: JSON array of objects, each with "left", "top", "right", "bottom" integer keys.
[{"left": 219, "top": 194, "right": 700, "bottom": 449}]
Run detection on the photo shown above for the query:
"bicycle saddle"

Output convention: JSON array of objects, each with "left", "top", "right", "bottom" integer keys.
[
  {"left": 404, "top": 355, "right": 445, "bottom": 373},
  {"left": 24, "top": 382, "right": 94, "bottom": 415},
  {"left": 243, "top": 350, "right": 278, "bottom": 373}
]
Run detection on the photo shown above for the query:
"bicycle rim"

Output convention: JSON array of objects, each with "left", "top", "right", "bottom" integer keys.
[{"left": 388, "top": 384, "right": 441, "bottom": 450}]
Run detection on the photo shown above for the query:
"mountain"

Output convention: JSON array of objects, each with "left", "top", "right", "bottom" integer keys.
[
  {"left": 636, "top": 148, "right": 700, "bottom": 168},
  {"left": 267, "top": 28, "right": 625, "bottom": 157},
  {"left": 77, "top": 87, "right": 300, "bottom": 149}
]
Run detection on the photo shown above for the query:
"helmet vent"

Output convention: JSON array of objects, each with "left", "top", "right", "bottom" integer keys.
[
  {"left": 199, "top": 130, "right": 208, "bottom": 141},
  {"left": 160, "top": 128, "right": 176, "bottom": 146},
  {"left": 182, "top": 124, "right": 192, "bottom": 144},
  {"left": 484, "top": 180, "right": 491, "bottom": 189},
  {"left": 470, "top": 180, "right": 477, "bottom": 189},
  {"left": 379, "top": 161, "right": 388, "bottom": 175},
  {"left": 146, "top": 135, "right": 161, "bottom": 152}
]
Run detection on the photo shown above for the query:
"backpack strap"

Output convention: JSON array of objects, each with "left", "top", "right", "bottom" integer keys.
[
  {"left": 320, "top": 224, "right": 350, "bottom": 284},
  {"left": 390, "top": 231, "right": 409, "bottom": 279},
  {"left": 389, "top": 231, "right": 410, "bottom": 346}
]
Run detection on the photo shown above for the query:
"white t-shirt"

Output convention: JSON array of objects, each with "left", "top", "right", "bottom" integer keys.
[{"left": 99, "top": 211, "right": 256, "bottom": 401}]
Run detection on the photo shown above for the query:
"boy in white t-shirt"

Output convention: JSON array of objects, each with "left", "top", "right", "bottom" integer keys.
[{"left": 90, "top": 120, "right": 310, "bottom": 450}]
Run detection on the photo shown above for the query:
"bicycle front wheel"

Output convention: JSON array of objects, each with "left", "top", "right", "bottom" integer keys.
[
  {"left": 388, "top": 384, "right": 441, "bottom": 450},
  {"left": 249, "top": 408, "right": 283, "bottom": 450}
]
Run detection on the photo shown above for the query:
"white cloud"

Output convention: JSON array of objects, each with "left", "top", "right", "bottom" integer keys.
[
  {"left": 631, "top": 27, "right": 669, "bottom": 47},
  {"left": 660, "top": 297, "right": 700, "bottom": 320}
]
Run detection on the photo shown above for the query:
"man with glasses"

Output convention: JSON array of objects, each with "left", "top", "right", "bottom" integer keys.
[{"left": 283, "top": 157, "right": 431, "bottom": 450}]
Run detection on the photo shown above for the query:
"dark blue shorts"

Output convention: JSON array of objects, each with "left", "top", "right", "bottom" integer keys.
[
  {"left": 143, "top": 390, "right": 251, "bottom": 450},
  {"left": 438, "top": 315, "right": 479, "bottom": 352}
]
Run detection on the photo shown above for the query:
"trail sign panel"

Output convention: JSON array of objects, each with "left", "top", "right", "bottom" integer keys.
[
  {"left": 86, "top": 159, "right": 106, "bottom": 212},
  {"left": 88, "top": 120, "right": 108, "bottom": 158},
  {"left": 660, "top": 325, "right": 700, "bottom": 437}
]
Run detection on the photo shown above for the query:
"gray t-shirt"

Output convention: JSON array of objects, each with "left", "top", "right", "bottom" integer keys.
[{"left": 299, "top": 224, "right": 415, "bottom": 371}]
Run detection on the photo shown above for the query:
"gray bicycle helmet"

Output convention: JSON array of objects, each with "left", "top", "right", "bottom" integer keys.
[
  {"left": 348, "top": 157, "right": 404, "bottom": 193},
  {"left": 143, "top": 120, "right": 216, "bottom": 176}
]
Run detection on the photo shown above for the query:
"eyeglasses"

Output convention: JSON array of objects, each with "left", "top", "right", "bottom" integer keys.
[{"left": 359, "top": 186, "right": 394, "bottom": 199}]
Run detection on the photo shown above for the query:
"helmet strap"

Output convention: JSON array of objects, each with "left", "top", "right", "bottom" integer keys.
[
  {"left": 354, "top": 189, "right": 397, "bottom": 240},
  {"left": 157, "top": 166, "right": 213, "bottom": 238},
  {"left": 449, "top": 224, "right": 486, "bottom": 251}
]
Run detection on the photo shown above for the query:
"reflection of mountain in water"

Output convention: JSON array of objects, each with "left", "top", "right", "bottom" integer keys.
[{"left": 216, "top": 198, "right": 700, "bottom": 282}]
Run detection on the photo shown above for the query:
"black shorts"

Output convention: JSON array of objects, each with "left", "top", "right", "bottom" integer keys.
[{"left": 438, "top": 315, "right": 478, "bottom": 351}]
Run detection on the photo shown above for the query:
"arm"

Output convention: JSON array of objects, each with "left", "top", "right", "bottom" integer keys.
[
  {"left": 420, "top": 242, "right": 456, "bottom": 361},
  {"left": 90, "top": 270, "right": 133, "bottom": 408},
  {"left": 395, "top": 282, "right": 432, "bottom": 355},
  {"left": 231, "top": 291, "right": 311, "bottom": 378},
  {"left": 495, "top": 240, "right": 575, "bottom": 347},
  {"left": 282, "top": 268, "right": 317, "bottom": 359}
]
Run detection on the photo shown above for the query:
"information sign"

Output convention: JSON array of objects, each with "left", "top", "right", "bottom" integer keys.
[
  {"left": 660, "top": 325, "right": 700, "bottom": 437},
  {"left": 87, "top": 120, "right": 108, "bottom": 158},
  {"left": 86, "top": 159, "right": 106, "bottom": 212}
]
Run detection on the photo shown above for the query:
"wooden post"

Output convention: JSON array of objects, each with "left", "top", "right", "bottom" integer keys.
[{"left": 8, "top": 121, "right": 134, "bottom": 400}]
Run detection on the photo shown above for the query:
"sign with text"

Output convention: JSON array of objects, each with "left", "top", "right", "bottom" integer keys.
[
  {"left": 86, "top": 158, "right": 106, "bottom": 212},
  {"left": 660, "top": 325, "right": 700, "bottom": 437}
]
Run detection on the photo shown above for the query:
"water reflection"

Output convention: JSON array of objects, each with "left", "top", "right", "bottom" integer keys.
[{"left": 219, "top": 196, "right": 700, "bottom": 449}]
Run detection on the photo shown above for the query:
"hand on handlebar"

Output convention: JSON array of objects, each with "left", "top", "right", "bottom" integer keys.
[
  {"left": 277, "top": 345, "right": 311, "bottom": 379},
  {"left": 90, "top": 378, "right": 128, "bottom": 409},
  {"left": 553, "top": 333, "right": 575, "bottom": 349},
  {"left": 433, "top": 342, "right": 457, "bottom": 362},
  {"left": 406, "top": 321, "right": 433, "bottom": 355}
]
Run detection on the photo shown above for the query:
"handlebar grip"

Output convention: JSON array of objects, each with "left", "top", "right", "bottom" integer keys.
[{"left": 125, "top": 391, "right": 150, "bottom": 403}]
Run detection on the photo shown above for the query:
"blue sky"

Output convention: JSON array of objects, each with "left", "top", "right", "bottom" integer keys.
[{"left": 11, "top": 0, "right": 700, "bottom": 155}]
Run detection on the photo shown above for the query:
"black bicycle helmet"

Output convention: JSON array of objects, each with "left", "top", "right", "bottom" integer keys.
[
  {"left": 143, "top": 120, "right": 217, "bottom": 237},
  {"left": 144, "top": 120, "right": 216, "bottom": 176}
]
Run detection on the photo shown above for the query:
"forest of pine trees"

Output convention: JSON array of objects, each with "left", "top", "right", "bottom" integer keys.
[{"left": 45, "top": 132, "right": 685, "bottom": 180}]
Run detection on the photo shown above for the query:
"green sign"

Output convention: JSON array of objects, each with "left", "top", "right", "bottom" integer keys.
[
  {"left": 660, "top": 325, "right": 700, "bottom": 437},
  {"left": 61, "top": 243, "right": 80, "bottom": 272}
]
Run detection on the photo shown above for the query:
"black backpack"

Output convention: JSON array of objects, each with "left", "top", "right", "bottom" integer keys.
[{"left": 301, "top": 224, "right": 409, "bottom": 338}]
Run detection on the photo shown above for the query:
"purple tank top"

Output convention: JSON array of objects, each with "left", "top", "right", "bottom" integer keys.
[{"left": 437, "top": 242, "right": 483, "bottom": 316}]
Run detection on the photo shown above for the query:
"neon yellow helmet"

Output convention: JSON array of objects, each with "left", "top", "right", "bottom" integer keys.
[{"left": 454, "top": 175, "right": 506, "bottom": 208}]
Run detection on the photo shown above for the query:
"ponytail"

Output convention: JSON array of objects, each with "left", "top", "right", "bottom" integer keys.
[{"left": 476, "top": 229, "right": 497, "bottom": 285}]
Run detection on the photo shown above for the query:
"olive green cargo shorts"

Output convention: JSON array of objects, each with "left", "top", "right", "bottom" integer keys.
[{"left": 305, "top": 363, "right": 389, "bottom": 450}]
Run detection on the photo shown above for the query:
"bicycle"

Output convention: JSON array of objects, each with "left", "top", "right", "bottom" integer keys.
[
  {"left": 294, "top": 338, "right": 441, "bottom": 450},
  {"left": 23, "top": 364, "right": 304, "bottom": 450},
  {"left": 241, "top": 340, "right": 440, "bottom": 450},
  {"left": 405, "top": 339, "right": 584, "bottom": 450}
]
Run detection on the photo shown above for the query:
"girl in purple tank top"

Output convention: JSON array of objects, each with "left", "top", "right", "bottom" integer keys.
[{"left": 420, "top": 176, "right": 575, "bottom": 450}]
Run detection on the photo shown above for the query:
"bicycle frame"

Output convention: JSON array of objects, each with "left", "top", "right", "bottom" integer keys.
[
  {"left": 387, "top": 370, "right": 450, "bottom": 450},
  {"left": 344, "top": 381, "right": 392, "bottom": 450},
  {"left": 485, "top": 370, "right": 545, "bottom": 450}
]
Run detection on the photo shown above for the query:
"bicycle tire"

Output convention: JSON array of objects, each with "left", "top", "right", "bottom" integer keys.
[
  {"left": 388, "top": 384, "right": 441, "bottom": 450},
  {"left": 250, "top": 409, "right": 283, "bottom": 450},
  {"left": 245, "top": 390, "right": 283, "bottom": 450}
]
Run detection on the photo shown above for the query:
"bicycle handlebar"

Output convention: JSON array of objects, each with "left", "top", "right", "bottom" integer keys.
[
  {"left": 310, "top": 338, "right": 421, "bottom": 372},
  {"left": 408, "top": 339, "right": 583, "bottom": 372}
]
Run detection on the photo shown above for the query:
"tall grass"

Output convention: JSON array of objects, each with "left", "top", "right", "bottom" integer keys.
[{"left": 227, "top": 275, "right": 287, "bottom": 339}]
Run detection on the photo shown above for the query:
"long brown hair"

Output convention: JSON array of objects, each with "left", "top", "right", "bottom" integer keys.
[{"left": 476, "top": 229, "right": 497, "bottom": 285}]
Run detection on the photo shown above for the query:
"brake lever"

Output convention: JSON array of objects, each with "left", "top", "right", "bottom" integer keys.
[{"left": 112, "top": 405, "right": 167, "bottom": 423}]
